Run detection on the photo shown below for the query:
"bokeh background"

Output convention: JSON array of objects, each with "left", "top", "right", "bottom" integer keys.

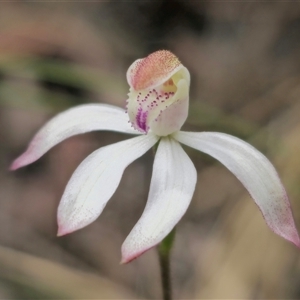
[{"left": 1, "top": 2, "right": 300, "bottom": 299}]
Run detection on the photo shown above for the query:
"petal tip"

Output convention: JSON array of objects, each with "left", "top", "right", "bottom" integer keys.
[
  {"left": 57, "top": 225, "right": 72, "bottom": 237},
  {"left": 120, "top": 251, "right": 144, "bottom": 265},
  {"left": 9, "top": 154, "right": 28, "bottom": 171},
  {"left": 9, "top": 159, "right": 20, "bottom": 171},
  {"left": 290, "top": 234, "right": 300, "bottom": 248},
  {"left": 56, "top": 230, "right": 66, "bottom": 237},
  {"left": 268, "top": 216, "right": 300, "bottom": 249},
  {"left": 119, "top": 257, "right": 128, "bottom": 265},
  {"left": 121, "top": 242, "right": 152, "bottom": 264},
  {"left": 9, "top": 150, "right": 37, "bottom": 171}
]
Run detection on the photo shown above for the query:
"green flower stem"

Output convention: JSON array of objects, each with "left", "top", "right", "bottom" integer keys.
[{"left": 158, "top": 228, "right": 176, "bottom": 300}]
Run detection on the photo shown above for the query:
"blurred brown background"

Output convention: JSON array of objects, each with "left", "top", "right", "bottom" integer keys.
[{"left": 1, "top": 1, "right": 300, "bottom": 299}]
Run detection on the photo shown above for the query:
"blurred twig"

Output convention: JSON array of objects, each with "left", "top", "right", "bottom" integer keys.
[{"left": 0, "top": 244, "right": 135, "bottom": 299}]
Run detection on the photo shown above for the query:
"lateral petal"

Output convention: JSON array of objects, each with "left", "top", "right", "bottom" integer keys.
[
  {"left": 10, "top": 104, "right": 139, "bottom": 170},
  {"left": 174, "top": 131, "right": 300, "bottom": 247},
  {"left": 57, "top": 134, "right": 158, "bottom": 236},
  {"left": 121, "top": 137, "right": 197, "bottom": 263}
]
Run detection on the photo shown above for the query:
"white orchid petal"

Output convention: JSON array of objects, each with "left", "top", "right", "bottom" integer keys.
[
  {"left": 10, "top": 104, "right": 138, "bottom": 170},
  {"left": 57, "top": 134, "right": 158, "bottom": 236},
  {"left": 174, "top": 131, "right": 300, "bottom": 247},
  {"left": 121, "top": 137, "right": 197, "bottom": 263}
]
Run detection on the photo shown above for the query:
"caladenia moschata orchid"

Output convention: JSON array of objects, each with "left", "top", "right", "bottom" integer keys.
[{"left": 11, "top": 51, "right": 300, "bottom": 278}]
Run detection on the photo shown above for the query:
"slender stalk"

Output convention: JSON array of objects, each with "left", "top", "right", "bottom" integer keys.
[{"left": 158, "top": 228, "right": 176, "bottom": 300}]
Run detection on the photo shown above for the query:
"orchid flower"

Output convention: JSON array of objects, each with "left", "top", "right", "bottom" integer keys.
[{"left": 10, "top": 50, "right": 300, "bottom": 264}]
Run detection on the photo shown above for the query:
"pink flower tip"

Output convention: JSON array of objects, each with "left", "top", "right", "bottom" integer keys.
[
  {"left": 290, "top": 234, "right": 300, "bottom": 248},
  {"left": 57, "top": 226, "right": 72, "bottom": 237},
  {"left": 119, "top": 258, "right": 129, "bottom": 265},
  {"left": 119, "top": 254, "right": 138, "bottom": 265},
  {"left": 9, "top": 150, "right": 37, "bottom": 171},
  {"left": 9, "top": 154, "right": 29, "bottom": 171},
  {"left": 9, "top": 159, "right": 21, "bottom": 171},
  {"left": 120, "top": 248, "right": 148, "bottom": 264}
]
